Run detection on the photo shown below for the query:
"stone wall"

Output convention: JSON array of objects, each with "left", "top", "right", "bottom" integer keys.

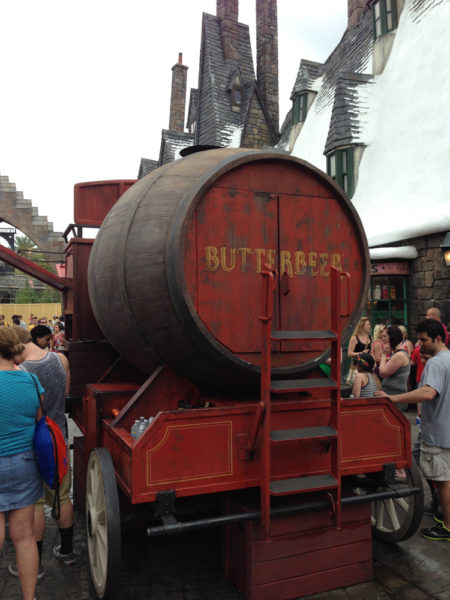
[{"left": 402, "top": 232, "right": 450, "bottom": 331}]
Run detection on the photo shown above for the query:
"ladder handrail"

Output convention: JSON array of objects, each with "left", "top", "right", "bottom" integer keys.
[{"left": 259, "top": 266, "right": 348, "bottom": 537}]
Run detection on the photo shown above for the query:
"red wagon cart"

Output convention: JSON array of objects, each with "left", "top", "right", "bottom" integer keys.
[{"left": 0, "top": 149, "right": 423, "bottom": 600}]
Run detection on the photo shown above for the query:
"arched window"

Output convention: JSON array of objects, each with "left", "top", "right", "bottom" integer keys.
[{"left": 231, "top": 75, "right": 243, "bottom": 112}]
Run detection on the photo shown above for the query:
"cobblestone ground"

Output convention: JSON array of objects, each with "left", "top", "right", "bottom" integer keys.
[{"left": 1, "top": 507, "right": 449, "bottom": 600}]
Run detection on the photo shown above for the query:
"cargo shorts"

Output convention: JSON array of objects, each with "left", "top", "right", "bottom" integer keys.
[
  {"left": 35, "top": 451, "right": 72, "bottom": 510},
  {"left": 420, "top": 443, "right": 450, "bottom": 481}
]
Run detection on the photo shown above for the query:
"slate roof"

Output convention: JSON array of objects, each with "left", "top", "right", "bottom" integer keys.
[
  {"left": 195, "top": 12, "right": 277, "bottom": 148},
  {"left": 311, "top": 9, "right": 374, "bottom": 115},
  {"left": 291, "top": 60, "right": 323, "bottom": 97},
  {"left": 324, "top": 71, "right": 374, "bottom": 154},
  {"left": 137, "top": 158, "right": 159, "bottom": 179},
  {"left": 158, "top": 130, "right": 194, "bottom": 166}
]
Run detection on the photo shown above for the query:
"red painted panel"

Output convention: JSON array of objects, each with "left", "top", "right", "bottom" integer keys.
[
  {"left": 189, "top": 186, "right": 277, "bottom": 353},
  {"left": 74, "top": 180, "right": 136, "bottom": 226},
  {"left": 184, "top": 159, "right": 366, "bottom": 369}
]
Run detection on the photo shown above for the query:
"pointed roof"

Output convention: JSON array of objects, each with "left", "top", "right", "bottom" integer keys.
[
  {"left": 324, "top": 71, "right": 374, "bottom": 154},
  {"left": 195, "top": 12, "right": 277, "bottom": 148}
]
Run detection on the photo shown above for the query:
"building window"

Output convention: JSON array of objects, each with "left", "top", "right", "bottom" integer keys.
[
  {"left": 231, "top": 76, "right": 243, "bottom": 112},
  {"left": 327, "top": 148, "right": 355, "bottom": 197},
  {"left": 366, "top": 273, "right": 408, "bottom": 326},
  {"left": 292, "top": 93, "right": 308, "bottom": 125},
  {"left": 189, "top": 120, "right": 196, "bottom": 134},
  {"left": 373, "top": 0, "right": 398, "bottom": 39}
]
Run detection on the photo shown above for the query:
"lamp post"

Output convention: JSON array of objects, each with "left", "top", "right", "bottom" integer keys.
[{"left": 440, "top": 232, "right": 450, "bottom": 267}]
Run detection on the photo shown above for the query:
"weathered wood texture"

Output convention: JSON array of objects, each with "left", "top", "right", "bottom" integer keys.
[{"left": 88, "top": 149, "right": 369, "bottom": 390}]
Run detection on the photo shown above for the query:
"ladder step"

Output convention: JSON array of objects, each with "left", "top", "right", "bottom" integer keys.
[
  {"left": 271, "top": 329, "right": 337, "bottom": 341},
  {"left": 271, "top": 425, "right": 337, "bottom": 442},
  {"left": 270, "top": 473, "right": 338, "bottom": 496},
  {"left": 270, "top": 377, "right": 337, "bottom": 393}
]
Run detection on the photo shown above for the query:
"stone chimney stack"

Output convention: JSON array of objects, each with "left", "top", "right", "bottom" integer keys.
[
  {"left": 217, "top": 0, "right": 239, "bottom": 60},
  {"left": 348, "top": 0, "right": 368, "bottom": 28},
  {"left": 169, "top": 53, "right": 188, "bottom": 132},
  {"left": 217, "top": 0, "right": 238, "bottom": 21},
  {"left": 256, "top": 0, "right": 279, "bottom": 134}
]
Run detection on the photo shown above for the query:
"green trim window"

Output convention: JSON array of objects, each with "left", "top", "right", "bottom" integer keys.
[
  {"left": 373, "top": 0, "right": 398, "bottom": 39},
  {"left": 292, "top": 93, "right": 308, "bottom": 125},
  {"left": 327, "top": 148, "right": 355, "bottom": 197},
  {"left": 366, "top": 275, "right": 408, "bottom": 326}
]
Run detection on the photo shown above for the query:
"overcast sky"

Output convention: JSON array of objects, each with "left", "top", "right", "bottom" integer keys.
[{"left": 0, "top": 0, "right": 347, "bottom": 234}]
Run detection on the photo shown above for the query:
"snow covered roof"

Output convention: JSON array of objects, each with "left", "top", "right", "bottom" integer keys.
[
  {"left": 289, "top": 0, "right": 450, "bottom": 248},
  {"left": 352, "top": 0, "right": 450, "bottom": 246}
]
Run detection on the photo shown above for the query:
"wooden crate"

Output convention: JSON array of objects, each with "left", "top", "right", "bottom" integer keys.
[{"left": 224, "top": 499, "right": 372, "bottom": 600}]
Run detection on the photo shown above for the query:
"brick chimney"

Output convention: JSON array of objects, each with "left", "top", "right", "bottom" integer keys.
[
  {"left": 169, "top": 53, "right": 188, "bottom": 132},
  {"left": 217, "top": 0, "right": 238, "bottom": 21},
  {"left": 348, "top": 0, "right": 368, "bottom": 28},
  {"left": 217, "top": 0, "right": 239, "bottom": 60},
  {"left": 256, "top": 0, "right": 279, "bottom": 134}
]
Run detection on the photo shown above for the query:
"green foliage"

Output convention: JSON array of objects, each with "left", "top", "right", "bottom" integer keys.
[{"left": 14, "top": 279, "right": 62, "bottom": 304}]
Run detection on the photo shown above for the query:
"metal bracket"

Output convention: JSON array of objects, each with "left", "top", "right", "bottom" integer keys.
[
  {"left": 383, "top": 463, "right": 396, "bottom": 486},
  {"left": 155, "top": 490, "right": 176, "bottom": 518}
]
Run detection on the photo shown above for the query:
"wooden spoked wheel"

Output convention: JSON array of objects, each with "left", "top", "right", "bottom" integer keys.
[
  {"left": 86, "top": 448, "right": 121, "bottom": 599},
  {"left": 371, "top": 460, "right": 424, "bottom": 543}
]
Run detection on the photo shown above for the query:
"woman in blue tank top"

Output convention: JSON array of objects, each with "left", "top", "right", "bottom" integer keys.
[{"left": 0, "top": 327, "right": 43, "bottom": 600}]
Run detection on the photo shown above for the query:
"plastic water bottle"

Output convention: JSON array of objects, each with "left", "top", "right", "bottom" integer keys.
[
  {"left": 136, "top": 417, "right": 148, "bottom": 439},
  {"left": 130, "top": 419, "right": 139, "bottom": 439}
]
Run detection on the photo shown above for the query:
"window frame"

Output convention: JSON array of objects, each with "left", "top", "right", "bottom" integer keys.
[
  {"left": 292, "top": 93, "right": 308, "bottom": 125},
  {"left": 373, "top": 0, "right": 398, "bottom": 39},
  {"left": 326, "top": 148, "right": 355, "bottom": 197}
]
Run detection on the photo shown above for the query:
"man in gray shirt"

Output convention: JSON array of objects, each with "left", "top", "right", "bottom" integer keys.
[{"left": 376, "top": 318, "right": 450, "bottom": 542}]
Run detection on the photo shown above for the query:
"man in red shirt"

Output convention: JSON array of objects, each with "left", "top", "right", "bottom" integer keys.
[{"left": 426, "top": 307, "right": 449, "bottom": 346}]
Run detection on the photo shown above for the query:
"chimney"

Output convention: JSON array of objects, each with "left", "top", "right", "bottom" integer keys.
[
  {"left": 169, "top": 53, "right": 188, "bottom": 132},
  {"left": 216, "top": 0, "right": 238, "bottom": 21},
  {"left": 256, "top": 0, "right": 279, "bottom": 134},
  {"left": 217, "top": 0, "right": 239, "bottom": 60},
  {"left": 348, "top": 0, "right": 368, "bottom": 28}
]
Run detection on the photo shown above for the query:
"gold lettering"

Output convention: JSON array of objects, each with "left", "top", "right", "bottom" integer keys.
[
  {"left": 237, "top": 248, "right": 252, "bottom": 272},
  {"left": 331, "top": 253, "right": 342, "bottom": 270},
  {"left": 204, "top": 246, "right": 344, "bottom": 277},
  {"left": 253, "top": 249, "right": 266, "bottom": 273},
  {"left": 220, "top": 246, "right": 236, "bottom": 272},
  {"left": 294, "top": 251, "right": 306, "bottom": 274},
  {"left": 267, "top": 249, "right": 276, "bottom": 269},
  {"left": 280, "top": 250, "right": 293, "bottom": 277},
  {"left": 205, "top": 246, "right": 219, "bottom": 271},
  {"left": 309, "top": 252, "right": 318, "bottom": 276},
  {"left": 319, "top": 253, "right": 329, "bottom": 277}
]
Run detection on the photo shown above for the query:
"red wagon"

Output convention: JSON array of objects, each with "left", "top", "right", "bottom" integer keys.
[{"left": 0, "top": 149, "right": 423, "bottom": 600}]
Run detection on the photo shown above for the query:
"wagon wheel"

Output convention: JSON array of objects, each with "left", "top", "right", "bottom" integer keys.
[
  {"left": 86, "top": 448, "right": 121, "bottom": 599},
  {"left": 371, "top": 460, "right": 424, "bottom": 543}
]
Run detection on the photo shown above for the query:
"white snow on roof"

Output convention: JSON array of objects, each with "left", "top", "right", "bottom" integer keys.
[
  {"left": 352, "top": 0, "right": 450, "bottom": 246},
  {"left": 222, "top": 123, "right": 244, "bottom": 148},
  {"left": 289, "top": 0, "right": 450, "bottom": 249},
  {"left": 370, "top": 246, "right": 418, "bottom": 260}
]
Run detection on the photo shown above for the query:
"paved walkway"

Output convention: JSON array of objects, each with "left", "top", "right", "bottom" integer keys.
[{"left": 1, "top": 413, "right": 449, "bottom": 599}]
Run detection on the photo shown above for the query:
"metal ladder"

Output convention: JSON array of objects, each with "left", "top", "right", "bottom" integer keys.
[{"left": 259, "top": 265, "right": 350, "bottom": 537}]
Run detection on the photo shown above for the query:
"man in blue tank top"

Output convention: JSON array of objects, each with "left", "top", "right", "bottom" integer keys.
[{"left": 376, "top": 319, "right": 450, "bottom": 542}]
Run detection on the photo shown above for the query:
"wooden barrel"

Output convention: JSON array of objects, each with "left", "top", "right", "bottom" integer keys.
[{"left": 88, "top": 149, "right": 369, "bottom": 390}]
